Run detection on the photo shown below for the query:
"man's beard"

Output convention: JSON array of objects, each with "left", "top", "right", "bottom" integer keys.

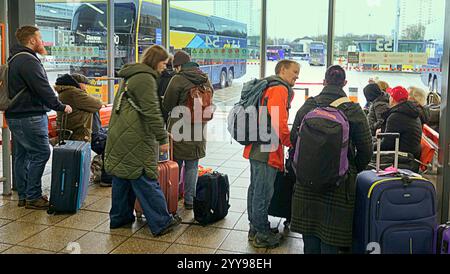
[{"left": 34, "top": 44, "right": 47, "bottom": 56}]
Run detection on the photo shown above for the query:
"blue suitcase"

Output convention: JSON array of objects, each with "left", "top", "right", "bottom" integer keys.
[
  {"left": 48, "top": 116, "right": 91, "bottom": 214},
  {"left": 353, "top": 133, "right": 437, "bottom": 254}
]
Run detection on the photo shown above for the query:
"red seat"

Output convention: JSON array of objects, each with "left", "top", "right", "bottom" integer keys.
[
  {"left": 47, "top": 104, "right": 112, "bottom": 140},
  {"left": 419, "top": 125, "right": 439, "bottom": 172},
  {"left": 420, "top": 136, "right": 436, "bottom": 172}
]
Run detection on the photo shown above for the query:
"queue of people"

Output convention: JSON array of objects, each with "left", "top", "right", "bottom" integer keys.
[{"left": 4, "top": 24, "right": 442, "bottom": 252}]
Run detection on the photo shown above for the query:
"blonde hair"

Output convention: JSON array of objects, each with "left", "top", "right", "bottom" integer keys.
[
  {"left": 376, "top": 80, "right": 390, "bottom": 92},
  {"left": 408, "top": 86, "right": 427, "bottom": 106},
  {"left": 140, "top": 45, "right": 169, "bottom": 70},
  {"left": 275, "top": 60, "right": 300, "bottom": 75}
]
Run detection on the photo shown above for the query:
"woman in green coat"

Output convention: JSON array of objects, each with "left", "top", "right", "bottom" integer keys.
[{"left": 104, "top": 45, "right": 180, "bottom": 236}]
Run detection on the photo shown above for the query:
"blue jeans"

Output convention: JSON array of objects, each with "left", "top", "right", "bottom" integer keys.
[
  {"left": 303, "top": 235, "right": 340, "bottom": 254},
  {"left": 248, "top": 159, "right": 278, "bottom": 234},
  {"left": 7, "top": 115, "right": 50, "bottom": 201},
  {"left": 176, "top": 159, "right": 199, "bottom": 205},
  {"left": 110, "top": 174, "right": 173, "bottom": 235}
]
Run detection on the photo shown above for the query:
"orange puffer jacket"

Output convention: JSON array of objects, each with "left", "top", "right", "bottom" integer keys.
[{"left": 243, "top": 85, "right": 293, "bottom": 171}]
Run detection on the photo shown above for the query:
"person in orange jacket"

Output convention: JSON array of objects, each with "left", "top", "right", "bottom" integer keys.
[{"left": 243, "top": 60, "right": 300, "bottom": 249}]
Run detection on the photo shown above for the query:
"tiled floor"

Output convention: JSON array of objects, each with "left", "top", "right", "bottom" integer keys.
[
  {"left": 0, "top": 88, "right": 304, "bottom": 254},
  {"left": 0, "top": 140, "right": 303, "bottom": 254}
]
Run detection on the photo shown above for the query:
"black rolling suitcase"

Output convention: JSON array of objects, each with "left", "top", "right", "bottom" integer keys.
[
  {"left": 48, "top": 115, "right": 91, "bottom": 214},
  {"left": 194, "top": 172, "right": 230, "bottom": 226},
  {"left": 268, "top": 158, "right": 295, "bottom": 221}
]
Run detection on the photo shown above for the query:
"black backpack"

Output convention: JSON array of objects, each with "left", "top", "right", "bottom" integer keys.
[{"left": 194, "top": 172, "right": 230, "bottom": 226}]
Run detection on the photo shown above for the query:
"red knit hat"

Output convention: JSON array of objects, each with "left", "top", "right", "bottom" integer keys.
[{"left": 388, "top": 86, "right": 409, "bottom": 103}]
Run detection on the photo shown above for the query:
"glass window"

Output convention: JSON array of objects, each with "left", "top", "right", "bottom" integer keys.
[
  {"left": 137, "top": 1, "right": 162, "bottom": 56},
  {"left": 170, "top": 0, "right": 261, "bottom": 90},
  {"left": 170, "top": 0, "right": 261, "bottom": 143},
  {"left": 170, "top": 8, "right": 213, "bottom": 34},
  {"left": 335, "top": 0, "right": 446, "bottom": 107},
  {"left": 35, "top": 1, "right": 146, "bottom": 104},
  {"left": 267, "top": 0, "right": 329, "bottom": 123},
  {"left": 35, "top": 1, "right": 112, "bottom": 86},
  {"left": 209, "top": 16, "right": 247, "bottom": 39}
]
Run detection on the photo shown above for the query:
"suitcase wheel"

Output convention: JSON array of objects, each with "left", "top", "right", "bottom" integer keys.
[
  {"left": 136, "top": 211, "right": 143, "bottom": 219},
  {"left": 47, "top": 206, "right": 56, "bottom": 215}
]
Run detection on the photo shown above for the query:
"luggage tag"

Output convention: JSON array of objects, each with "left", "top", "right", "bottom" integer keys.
[
  {"left": 375, "top": 166, "right": 398, "bottom": 177},
  {"left": 374, "top": 167, "right": 422, "bottom": 178}
]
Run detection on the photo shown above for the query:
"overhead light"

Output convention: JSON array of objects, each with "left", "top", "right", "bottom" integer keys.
[
  {"left": 49, "top": 9, "right": 57, "bottom": 14},
  {"left": 86, "top": 3, "right": 104, "bottom": 15},
  {"left": 99, "top": 21, "right": 107, "bottom": 30}
]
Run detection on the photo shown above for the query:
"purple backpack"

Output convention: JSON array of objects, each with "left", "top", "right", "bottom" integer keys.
[{"left": 292, "top": 97, "right": 351, "bottom": 193}]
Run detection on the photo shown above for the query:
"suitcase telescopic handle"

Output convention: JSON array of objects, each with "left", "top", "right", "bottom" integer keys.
[
  {"left": 57, "top": 113, "right": 73, "bottom": 145},
  {"left": 157, "top": 134, "right": 174, "bottom": 163},
  {"left": 375, "top": 132, "right": 400, "bottom": 172},
  {"left": 169, "top": 134, "right": 174, "bottom": 161}
]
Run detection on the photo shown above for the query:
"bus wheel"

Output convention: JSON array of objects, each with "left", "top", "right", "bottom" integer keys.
[
  {"left": 227, "top": 69, "right": 234, "bottom": 87},
  {"left": 220, "top": 70, "right": 227, "bottom": 89}
]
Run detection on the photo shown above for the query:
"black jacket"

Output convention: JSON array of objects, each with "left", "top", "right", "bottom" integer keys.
[
  {"left": 5, "top": 45, "right": 66, "bottom": 119},
  {"left": 158, "top": 69, "right": 174, "bottom": 123},
  {"left": 415, "top": 103, "right": 430, "bottom": 126},
  {"left": 158, "top": 69, "right": 174, "bottom": 97},
  {"left": 290, "top": 85, "right": 373, "bottom": 173},
  {"left": 367, "top": 93, "right": 390, "bottom": 136},
  {"left": 380, "top": 101, "right": 422, "bottom": 159}
]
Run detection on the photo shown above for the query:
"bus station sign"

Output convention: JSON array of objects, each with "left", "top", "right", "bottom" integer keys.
[
  {"left": 347, "top": 52, "right": 360, "bottom": 64},
  {"left": 359, "top": 52, "right": 428, "bottom": 65}
]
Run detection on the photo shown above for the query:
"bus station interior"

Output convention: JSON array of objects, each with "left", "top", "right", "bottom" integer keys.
[{"left": 0, "top": 0, "right": 449, "bottom": 254}]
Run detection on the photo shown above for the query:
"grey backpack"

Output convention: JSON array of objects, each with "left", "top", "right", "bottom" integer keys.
[{"left": 0, "top": 52, "right": 36, "bottom": 111}]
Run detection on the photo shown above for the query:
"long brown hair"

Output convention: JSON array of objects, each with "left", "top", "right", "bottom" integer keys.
[{"left": 141, "top": 45, "right": 169, "bottom": 70}]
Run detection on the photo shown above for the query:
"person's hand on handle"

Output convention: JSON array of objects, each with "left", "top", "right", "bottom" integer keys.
[
  {"left": 64, "top": 105, "right": 73, "bottom": 114},
  {"left": 159, "top": 143, "right": 169, "bottom": 154}
]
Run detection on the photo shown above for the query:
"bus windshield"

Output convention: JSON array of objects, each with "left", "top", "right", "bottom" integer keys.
[
  {"left": 309, "top": 42, "right": 326, "bottom": 66},
  {"left": 70, "top": 1, "right": 248, "bottom": 89},
  {"left": 72, "top": 3, "right": 135, "bottom": 34}
]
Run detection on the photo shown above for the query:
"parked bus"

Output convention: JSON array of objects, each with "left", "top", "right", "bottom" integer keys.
[
  {"left": 421, "top": 40, "right": 443, "bottom": 93},
  {"left": 70, "top": 0, "right": 247, "bottom": 89},
  {"left": 309, "top": 41, "right": 326, "bottom": 66},
  {"left": 266, "top": 45, "right": 291, "bottom": 61}
]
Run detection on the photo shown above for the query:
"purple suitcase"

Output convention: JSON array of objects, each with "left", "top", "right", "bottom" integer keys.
[{"left": 434, "top": 223, "right": 450, "bottom": 254}]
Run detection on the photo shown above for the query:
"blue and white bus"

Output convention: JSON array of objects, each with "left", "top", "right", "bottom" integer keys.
[
  {"left": 309, "top": 41, "right": 326, "bottom": 66},
  {"left": 70, "top": 0, "right": 247, "bottom": 89},
  {"left": 266, "top": 45, "right": 291, "bottom": 61}
]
